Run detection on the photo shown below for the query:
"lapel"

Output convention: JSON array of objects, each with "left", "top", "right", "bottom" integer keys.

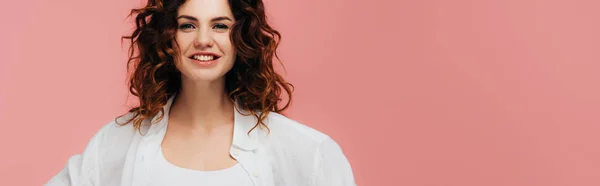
[
  {"left": 231, "top": 99, "right": 271, "bottom": 186},
  {"left": 130, "top": 94, "right": 174, "bottom": 186},
  {"left": 131, "top": 93, "right": 272, "bottom": 186}
]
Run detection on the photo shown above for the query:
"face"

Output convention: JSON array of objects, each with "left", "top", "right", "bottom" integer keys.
[{"left": 174, "top": 0, "right": 236, "bottom": 83}]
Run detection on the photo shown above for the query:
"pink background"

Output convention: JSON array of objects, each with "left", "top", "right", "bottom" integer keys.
[{"left": 1, "top": 0, "right": 599, "bottom": 185}]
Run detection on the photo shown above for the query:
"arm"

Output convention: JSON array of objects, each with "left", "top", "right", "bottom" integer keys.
[
  {"left": 312, "top": 136, "right": 357, "bottom": 186},
  {"left": 45, "top": 126, "right": 104, "bottom": 186}
]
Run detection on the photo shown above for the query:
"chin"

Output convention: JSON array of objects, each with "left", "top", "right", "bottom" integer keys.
[
  {"left": 187, "top": 72, "right": 225, "bottom": 83},
  {"left": 178, "top": 59, "right": 233, "bottom": 83}
]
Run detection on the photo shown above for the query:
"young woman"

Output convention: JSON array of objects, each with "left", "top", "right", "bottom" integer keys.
[{"left": 46, "top": 0, "right": 355, "bottom": 185}]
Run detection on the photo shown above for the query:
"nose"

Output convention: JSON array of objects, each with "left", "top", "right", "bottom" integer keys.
[{"left": 193, "top": 27, "right": 214, "bottom": 48}]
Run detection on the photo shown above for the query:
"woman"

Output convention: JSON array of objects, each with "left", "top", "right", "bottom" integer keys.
[{"left": 46, "top": 0, "right": 355, "bottom": 185}]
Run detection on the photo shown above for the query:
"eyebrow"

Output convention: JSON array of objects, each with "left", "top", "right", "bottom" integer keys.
[{"left": 176, "top": 15, "right": 233, "bottom": 22}]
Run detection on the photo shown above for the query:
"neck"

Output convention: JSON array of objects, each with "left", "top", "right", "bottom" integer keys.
[{"left": 169, "top": 77, "right": 234, "bottom": 131}]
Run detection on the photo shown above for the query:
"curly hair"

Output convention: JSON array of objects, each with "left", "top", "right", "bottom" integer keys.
[{"left": 116, "top": 0, "right": 293, "bottom": 134}]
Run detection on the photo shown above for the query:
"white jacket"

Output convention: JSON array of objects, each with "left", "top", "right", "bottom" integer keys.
[{"left": 46, "top": 94, "right": 356, "bottom": 186}]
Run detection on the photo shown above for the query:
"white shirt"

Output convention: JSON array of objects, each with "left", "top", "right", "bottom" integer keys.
[
  {"left": 45, "top": 94, "right": 356, "bottom": 186},
  {"left": 150, "top": 147, "right": 253, "bottom": 186}
]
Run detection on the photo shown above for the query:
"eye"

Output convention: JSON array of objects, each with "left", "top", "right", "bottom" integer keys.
[
  {"left": 213, "top": 23, "right": 229, "bottom": 30},
  {"left": 179, "top": 23, "right": 196, "bottom": 30}
]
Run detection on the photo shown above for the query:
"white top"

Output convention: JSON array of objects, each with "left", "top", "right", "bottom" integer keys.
[
  {"left": 45, "top": 93, "right": 356, "bottom": 186},
  {"left": 149, "top": 147, "right": 254, "bottom": 186}
]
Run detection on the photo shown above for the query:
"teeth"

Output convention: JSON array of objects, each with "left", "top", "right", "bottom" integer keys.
[{"left": 193, "top": 55, "right": 215, "bottom": 61}]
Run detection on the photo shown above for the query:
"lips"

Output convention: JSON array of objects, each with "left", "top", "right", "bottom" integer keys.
[{"left": 188, "top": 52, "right": 221, "bottom": 62}]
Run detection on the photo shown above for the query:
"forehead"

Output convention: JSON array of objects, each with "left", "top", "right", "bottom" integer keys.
[{"left": 178, "top": 0, "right": 234, "bottom": 19}]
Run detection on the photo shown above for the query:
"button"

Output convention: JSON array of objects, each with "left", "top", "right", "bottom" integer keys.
[{"left": 253, "top": 172, "right": 259, "bottom": 177}]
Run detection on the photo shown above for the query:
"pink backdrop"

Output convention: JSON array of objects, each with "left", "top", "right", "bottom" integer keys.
[{"left": 1, "top": 0, "right": 599, "bottom": 185}]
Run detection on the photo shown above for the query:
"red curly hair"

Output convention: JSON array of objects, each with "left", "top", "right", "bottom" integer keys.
[{"left": 116, "top": 0, "right": 293, "bottom": 134}]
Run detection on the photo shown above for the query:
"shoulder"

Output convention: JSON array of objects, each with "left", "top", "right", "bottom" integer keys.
[
  {"left": 264, "top": 112, "right": 331, "bottom": 146},
  {"left": 262, "top": 112, "right": 345, "bottom": 159},
  {"left": 88, "top": 112, "right": 140, "bottom": 157},
  {"left": 46, "top": 113, "right": 141, "bottom": 185},
  {"left": 95, "top": 112, "right": 139, "bottom": 142},
  {"left": 261, "top": 112, "right": 356, "bottom": 185}
]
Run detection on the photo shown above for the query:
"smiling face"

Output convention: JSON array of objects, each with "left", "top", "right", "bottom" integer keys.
[{"left": 173, "top": 0, "right": 236, "bottom": 83}]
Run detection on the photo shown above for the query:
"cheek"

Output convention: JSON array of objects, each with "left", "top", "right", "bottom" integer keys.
[
  {"left": 174, "top": 34, "right": 194, "bottom": 65},
  {"left": 172, "top": 34, "right": 189, "bottom": 67},
  {"left": 175, "top": 33, "right": 194, "bottom": 52},
  {"left": 216, "top": 35, "right": 234, "bottom": 54}
]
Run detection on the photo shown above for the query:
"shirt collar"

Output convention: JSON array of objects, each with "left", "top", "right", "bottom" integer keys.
[{"left": 146, "top": 93, "right": 263, "bottom": 151}]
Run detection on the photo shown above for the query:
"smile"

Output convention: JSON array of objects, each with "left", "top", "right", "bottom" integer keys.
[{"left": 190, "top": 54, "right": 220, "bottom": 61}]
